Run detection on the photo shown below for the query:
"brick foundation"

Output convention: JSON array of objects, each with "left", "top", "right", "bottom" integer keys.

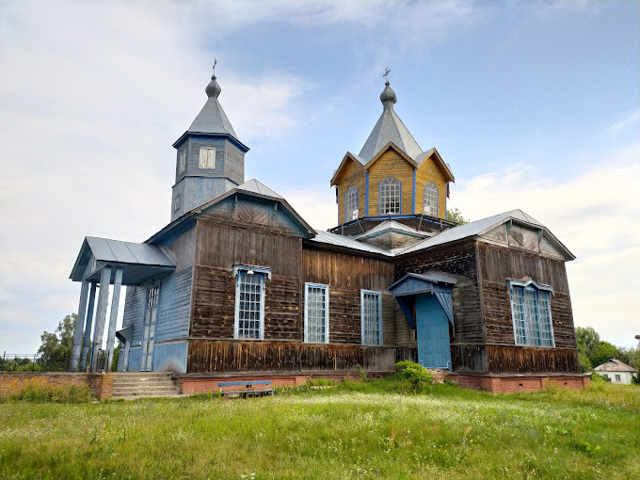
[
  {"left": 445, "top": 373, "right": 589, "bottom": 393},
  {"left": 0, "top": 372, "right": 115, "bottom": 400}
]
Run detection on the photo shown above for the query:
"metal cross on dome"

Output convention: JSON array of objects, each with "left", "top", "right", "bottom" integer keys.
[
  {"left": 382, "top": 67, "right": 391, "bottom": 82},
  {"left": 212, "top": 58, "right": 217, "bottom": 75}
]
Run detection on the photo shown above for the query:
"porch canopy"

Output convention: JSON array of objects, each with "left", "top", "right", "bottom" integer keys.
[
  {"left": 388, "top": 271, "right": 457, "bottom": 329},
  {"left": 69, "top": 236, "right": 176, "bottom": 372}
]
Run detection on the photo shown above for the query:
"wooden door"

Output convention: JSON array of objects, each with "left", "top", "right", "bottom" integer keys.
[
  {"left": 141, "top": 286, "right": 159, "bottom": 372},
  {"left": 416, "top": 294, "right": 451, "bottom": 369}
]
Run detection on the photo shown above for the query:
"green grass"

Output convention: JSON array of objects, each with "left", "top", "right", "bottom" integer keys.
[{"left": 1, "top": 381, "right": 639, "bottom": 479}]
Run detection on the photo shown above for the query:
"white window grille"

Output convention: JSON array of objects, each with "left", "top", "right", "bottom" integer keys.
[
  {"left": 199, "top": 147, "right": 216, "bottom": 169},
  {"left": 235, "top": 271, "right": 265, "bottom": 340},
  {"left": 344, "top": 185, "right": 359, "bottom": 222},
  {"left": 174, "top": 194, "right": 181, "bottom": 212},
  {"left": 178, "top": 151, "right": 186, "bottom": 174},
  {"left": 423, "top": 181, "right": 439, "bottom": 217},
  {"left": 509, "top": 281, "right": 554, "bottom": 347},
  {"left": 305, "top": 283, "right": 329, "bottom": 343},
  {"left": 379, "top": 177, "right": 400, "bottom": 215},
  {"left": 361, "top": 290, "right": 382, "bottom": 345}
]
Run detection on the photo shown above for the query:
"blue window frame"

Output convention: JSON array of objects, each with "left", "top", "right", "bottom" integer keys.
[
  {"left": 508, "top": 280, "right": 554, "bottom": 347},
  {"left": 361, "top": 290, "right": 382, "bottom": 345}
]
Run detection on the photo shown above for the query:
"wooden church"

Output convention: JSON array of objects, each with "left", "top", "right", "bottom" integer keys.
[{"left": 69, "top": 68, "right": 588, "bottom": 393}]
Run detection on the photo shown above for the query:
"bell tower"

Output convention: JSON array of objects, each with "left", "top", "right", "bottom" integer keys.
[{"left": 170, "top": 63, "right": 249, "bottom": 222}]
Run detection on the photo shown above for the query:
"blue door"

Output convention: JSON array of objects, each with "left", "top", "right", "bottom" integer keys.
[{"left": 416, "top": 294, "right": 451, "bottom": 369}]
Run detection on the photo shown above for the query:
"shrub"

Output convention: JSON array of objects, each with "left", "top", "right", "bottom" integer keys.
[
  {"left": 394, "top": 361, "right": 433, "bottom": 393},
  {"left": 2, "top": 377, "right": 92, "bottom": 403}
]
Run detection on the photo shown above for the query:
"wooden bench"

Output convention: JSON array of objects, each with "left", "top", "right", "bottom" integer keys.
[{"left": 217, "top": 380, "right": 273, "bottom": 397}]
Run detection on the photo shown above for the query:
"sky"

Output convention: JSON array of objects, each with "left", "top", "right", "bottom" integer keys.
[{"left": 0, "top": 0, "right": 638, "bottom": 354}]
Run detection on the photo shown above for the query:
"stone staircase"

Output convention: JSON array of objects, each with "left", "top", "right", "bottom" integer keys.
[{"left": 111, "top": 372, "right": 181, "bottom": 400}]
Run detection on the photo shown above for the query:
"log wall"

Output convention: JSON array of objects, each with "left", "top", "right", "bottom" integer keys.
[
  {"left": 477, "top": 243, "right": 577, "bottom": 349},
  {"left": 187, "top": 340, "right": 417, "bottom": 373}
]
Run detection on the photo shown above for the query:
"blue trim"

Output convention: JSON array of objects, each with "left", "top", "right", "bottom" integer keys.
[
  {"left": 365, "top": 171, "right": 369, "bottom": 217},
  {"left": 412, "top": 169, "right": 416, "bottom": 214},
  {"left": 233, "top": 264, "right": 272, "bottom": 280},
  {"left": 336, "top": 185, "right": 340, "bottom": 225}
]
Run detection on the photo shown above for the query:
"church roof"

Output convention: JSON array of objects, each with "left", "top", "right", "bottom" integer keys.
[
  {"left": 397, "top": 209, "right": 574, "bottom": 259},
  {"left": 173, "top": 69, "right": 248, "bottom": 151},
  {"left": 358, "top": 81, "right": 423, "bottom": 162},
  {"left": 236, "top": 179, "right": 283, "bottom": 199}
]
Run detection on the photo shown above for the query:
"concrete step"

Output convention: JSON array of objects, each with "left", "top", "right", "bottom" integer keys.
[{"left": 110, "top": 372, "right": 179, "bottom": 399}]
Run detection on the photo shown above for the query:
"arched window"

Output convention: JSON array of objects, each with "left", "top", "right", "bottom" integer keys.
[
  {"left": 344, "top": 185, "right": 359, "bottom": 222},
  {"left": 423, "top": 182, "right": 439, "bottom": 217},
  {"left": 379, "top": 177, "right": 401, "bottom": 215}
]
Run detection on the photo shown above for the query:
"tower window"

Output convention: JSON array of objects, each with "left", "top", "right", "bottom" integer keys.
[
  {"left": 199, "top": 147, "right": 216, "bottom": 169},
  {"left": 379, "top": 177, "right": 401, "bottom": 215},
  {"left": 174, "top": 195, "right": 181, "bottom": 212},
  {"left": 178, "top": 151, "right": 186, "bottom": 175},
  {"left": 423, "top": 181, "right": 439, "bottom": 217},
  {"left": 344, "top": 185, "right": 359, "bottom": 222}
]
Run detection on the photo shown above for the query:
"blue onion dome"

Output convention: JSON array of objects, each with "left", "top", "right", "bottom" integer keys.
[{"left": 380, "top": 81, "right": 397, "bottom": 109}]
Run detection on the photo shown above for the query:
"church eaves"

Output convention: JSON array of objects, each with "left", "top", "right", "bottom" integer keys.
[{"left": 358, "top": 81, "right": 423, "bottom": 162}]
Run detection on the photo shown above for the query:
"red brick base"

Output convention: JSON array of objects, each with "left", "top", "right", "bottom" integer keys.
[
  {"left": 0, "top": 372, "right": 114, "bottom": 400},
  {"left": 445, "top": 373, "right": 589, "bottom": 393}
]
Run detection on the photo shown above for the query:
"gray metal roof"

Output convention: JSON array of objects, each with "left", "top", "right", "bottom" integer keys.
[
  {"left": 593, "top": 359, "right": 638, "bottom": 373},
  {"left": 186, "top": 74, "right": 238, "bottom": 138},
  {"left": 70, "top": 237, "right": 176, "bottom": 284},
  {"left": 358, "top": 82, "right": 423, "bottom": 162},
  {"left": 85, "top": 237, "right": 174, "bottom": 266},
  {"left": 309, "top": 230, "right": 393, "bottom": 256},
  {"left": 357, "top": 219, "right": 429, "bottom": 239},
  {"left": 236, "top": 179, "right": 283, "bottom": 199},
  {"left": 397, "top": 209, "right": 549, "bottom": 256}
]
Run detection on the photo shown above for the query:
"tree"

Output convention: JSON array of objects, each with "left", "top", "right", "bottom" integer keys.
[
  {"left": 37, "top": 313, "right": 76, "bottom": 371},
  {"left": 446, "top": 208, "right": 469, "bottom": 225},
  {"left": 589, "top": 341, "right": 620, "bottom": 369},
  {"left": 575, "top": 326, "right": 600, "bottom": 360}
]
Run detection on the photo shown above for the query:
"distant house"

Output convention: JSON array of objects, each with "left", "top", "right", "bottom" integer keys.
[
  {"left": 68, "top": 68, "right": 588, "bottom": 393},
  {"left": 593, "top": 359, "right": 638, "bottom": 385}
]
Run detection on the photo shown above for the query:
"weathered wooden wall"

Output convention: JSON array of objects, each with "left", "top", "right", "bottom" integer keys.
[
  {"left": 302, "top": 246, "right": 396, "bottom": 345},
  {"left": 191, "top": 221, "right": 303, "bottom": 341},
  {"left": 487, "top": 345, "right": 578, "bottom": 373},
  {"left": 188, "top": 340, "right": 417, "bottom": 373},
  {"left": 395, "top": 239, "right": 487, "bottom": 373},
  {"left": 477, "top": 243, "right": 576, "bottom": 349}
]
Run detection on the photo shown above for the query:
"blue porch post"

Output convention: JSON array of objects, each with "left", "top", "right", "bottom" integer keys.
[
  {"left": 90, "top": 267, "right": 111, "bottom": 372},
  {"left": 70, "top": 280, "right": 89, "bottom": 371},
  {"left": 80, "top": 283, "right": 97, "bottom": 371},
  {"left": 105, "top": 268, "right": 123, "bottom": 372}
]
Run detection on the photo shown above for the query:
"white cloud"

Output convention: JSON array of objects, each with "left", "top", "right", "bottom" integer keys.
[
  {"left": 605, "top": 111, "right": 640, "bottom": 137},
  {"left": 451, "top": 143, "right": 640, "bottom": 347}
]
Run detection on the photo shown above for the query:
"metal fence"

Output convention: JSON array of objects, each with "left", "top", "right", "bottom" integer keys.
[
  {"left": 1, "top": 352, "right": 77, "bottom": 373},
  {"left": 0, "top": 350, "right": 116, "bottom": 373}
]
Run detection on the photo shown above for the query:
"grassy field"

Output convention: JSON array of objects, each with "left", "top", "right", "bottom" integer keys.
[{"left": 1, "top": 380, "right": 639, "bottom": 480}]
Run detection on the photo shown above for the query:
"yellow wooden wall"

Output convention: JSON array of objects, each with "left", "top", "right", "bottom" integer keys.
[
  {"left": 336, "top": 159, "right": 366, "bottom": 223},
  {"left": 367, "top": 150, "right": 414, "bottom": 216},
  {"left": 335, "top": 149, "right": 449, "bottom": 223},
  {"left": 416, "top": 157, "right": 447, "bottom": 218}
]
